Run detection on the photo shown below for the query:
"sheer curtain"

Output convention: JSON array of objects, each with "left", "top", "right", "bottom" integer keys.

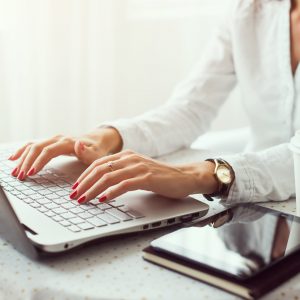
[{"left": 0, "top": 0, "right": 245, "bottom": 143}]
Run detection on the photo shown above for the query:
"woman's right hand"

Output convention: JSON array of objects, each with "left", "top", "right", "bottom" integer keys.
[{"left": 8, "top": 127, "right": 123, "bottom": 181}]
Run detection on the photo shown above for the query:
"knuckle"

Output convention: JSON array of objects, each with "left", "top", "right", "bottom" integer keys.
[
  {"left": 122, "top": 149, "right": 135, "bottom": 156},
  {"left": 94, "top": 166, "right": 103, "bottom": 174},
  {"left": 101, "top": 173, "right": 111, "bottom": 183},
  {"left": 41, "top": 147, "right": 52, "bottom": 156},
  {"left": 136, "top": 162, "right": 148, "bottom": 172}
]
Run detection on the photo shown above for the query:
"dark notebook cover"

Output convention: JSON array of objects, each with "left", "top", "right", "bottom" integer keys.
[{"left": 143, "top": 245, "right": 300, "bottom": 299}]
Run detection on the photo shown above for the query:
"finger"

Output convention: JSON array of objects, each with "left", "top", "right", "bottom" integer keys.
[
  {"left": 101, "top": 177, "right": 147, "bottom": 202},
  {"left": 73, "top": 140, "right": 105, "bottom": 165},
  {"left": 30, "top": 140, "right": 74, "bottom": 175},
  {"left": 13, "top": 146, "right": 32, "bottom": 180},
  {"left": 75, "top": 150, "right": 134, "bottom": 185},
  {"left": 9, "top": 142, "right": 33, "bottom": 161},
  {"left": 18, "top": 140, "right": 58, "bottom": 178},
  {"left": 72, "top": 158, "right": 129, "bottom": 199}
]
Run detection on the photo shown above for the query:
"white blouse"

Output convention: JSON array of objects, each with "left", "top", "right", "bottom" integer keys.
[{"left": 105, "top": 0, "right": 299, "bottom": 204}]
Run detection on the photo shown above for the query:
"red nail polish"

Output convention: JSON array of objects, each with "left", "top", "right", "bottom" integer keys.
[
  {"left": 8, "top": 155, "right": 14, "bottom": 160},
  {"left": 72, "top": 182, "right": 79, "bottom": 190},
  {"left": 11, "top": 167, "right": 19, "bottom": 176},
  {"left": 70, "top": 190, "right": 78, "bottom": 200},
  {"left": 27, "top": 168, "right": 35, "bottom": 176},
  {"left": 78, "top": 195, "right": 86, "bottom": 204},
  {"left": 18, "top": 171, "right": 25, "bottom": 181},
  {"left": 98, "top": 195, "right": 107, "bottom": 203}
]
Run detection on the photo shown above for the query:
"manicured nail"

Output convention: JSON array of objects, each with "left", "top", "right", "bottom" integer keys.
[
  {"left": 98, "top": 195, "right": 107, "bottom": 203},
  {"left": 79, "top": 142, "right": 85, "bottom": 151},
  {"left": 70, "top": 190, "right": 78, "bottom": 200},
  {"left": 72, "top": 181, "right": 79, "bottom": 190},
  {"left": 27, "top": 168, "right": 35, "bottom": 176},
  {"left": 18, "top": 171, "right": 25, "bottom": 181},
  {"left": 11, "top": 167, "right": 19, "bottom": 176},
  {"left": 8, "top": 155, "right": 14, "bottom": 160},
  {"left": 78, "top": 195, "right": 86, "bottom": 204}
]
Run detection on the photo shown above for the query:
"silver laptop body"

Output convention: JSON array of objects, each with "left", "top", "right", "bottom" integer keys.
[{"left": 0, "top": 148, "right": 209, "bottom": 254}]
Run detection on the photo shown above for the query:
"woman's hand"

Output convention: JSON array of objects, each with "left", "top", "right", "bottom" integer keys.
[
  {"left": 8, "top": 128, "right": 123, "bottom": 180},
  {"left": 69, "top": 150, "right": 219, "bottom": 204}
]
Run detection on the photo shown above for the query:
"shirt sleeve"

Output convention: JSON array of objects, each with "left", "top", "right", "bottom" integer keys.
[
  {"left": 101, "top": 9, "right": 237, "bottom": 157},
  {"left": 222, "top": 143, "right": 295, "bottom": 204}
]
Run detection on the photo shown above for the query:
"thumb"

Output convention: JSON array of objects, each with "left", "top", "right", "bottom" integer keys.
[{"left": 74, "top": 140, "right": 105, "bottom": 165}]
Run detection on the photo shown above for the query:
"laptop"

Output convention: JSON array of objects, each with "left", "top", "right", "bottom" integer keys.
[{"left": 0, "top": 146, "right": 209, "bottom": 258}]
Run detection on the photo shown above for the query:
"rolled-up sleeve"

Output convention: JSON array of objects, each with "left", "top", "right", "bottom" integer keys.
[{"left": 222, "top": 143, "right": 295, "bottom": 204}]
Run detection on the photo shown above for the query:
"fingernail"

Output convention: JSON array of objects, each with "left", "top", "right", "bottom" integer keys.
[
  {"left": 18, "top": 170, "right": 25, "bottom": 181},
  {"left": 78, "top": 195, "right": 86, "bottom": 204},
  {"left": 27, "top": 168, "right": 35, "bottom": 176},
  {"left": 79, "top": 142, "right": 85, "bottom": 151},
  {"left": 11, "top": 167, "right": 19, "bottom": 176},
  {"left": 70, "top": 190, "right": 78, "bottom": 200},
  {"left": 98, "top": 195, "right": 107, "bottom": 203},
  {"left": 8, "top": 155, "right": 14, "bottom": 160},
  {"left": 72, "top": 181, "right": 79, "bottom": 190}
]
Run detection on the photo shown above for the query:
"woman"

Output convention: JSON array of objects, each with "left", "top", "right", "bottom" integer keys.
[{"left": 8, "top": 0, "right": 299, "bottom": 204}]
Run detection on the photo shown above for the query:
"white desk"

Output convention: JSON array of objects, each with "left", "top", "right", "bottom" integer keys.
[{"left": 0, "top": 147, "right": 299, "bottom": 300}]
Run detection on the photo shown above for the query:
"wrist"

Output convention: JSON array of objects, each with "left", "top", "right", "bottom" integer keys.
[
  {"left": 87, "top": 127, "right": 123, "bottom": 154},
  {"left": 178, "top": 161, "right": 219, "bottom": 195}
]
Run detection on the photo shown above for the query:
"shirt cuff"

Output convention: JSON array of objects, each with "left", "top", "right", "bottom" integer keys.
[
  {"left": 221, "top": 154, "right": 256, "bottom": 205},
  {"left": 99, "top": 119, "right": 158, "bottom": 156}
]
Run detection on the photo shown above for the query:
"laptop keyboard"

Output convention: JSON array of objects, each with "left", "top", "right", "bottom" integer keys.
[{"left": 0, "top": 149, "right": 144, "bottom": 233}]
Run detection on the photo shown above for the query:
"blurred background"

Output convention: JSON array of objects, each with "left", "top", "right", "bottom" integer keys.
[{"left": 0, "top": 0, "right": 247, "bottom": 143}]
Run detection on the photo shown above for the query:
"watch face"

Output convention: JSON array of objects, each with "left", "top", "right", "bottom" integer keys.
[{"left": 216, "top": 165, "right": 232, "bottom": 184}]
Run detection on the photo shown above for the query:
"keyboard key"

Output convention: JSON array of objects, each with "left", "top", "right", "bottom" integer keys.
[
  {"left": 38, "top": 190, "right": 53, "bottom": 196},
  {"left": 78, "top": 212, "right": 93, "bottom": 219},
  {"left": 22, "top": 189, "right": 36, "bottom": 196},
  {"left": 52, "top": 207, "right": 68, "bottom": 215},
  {"left": 78, "top": 222, "right": 94, "bottom": 230},
  {"left": 69, "top": 217, "right": 85, "bottom": 225},
  {"left": 108, "top": 200, "right": 124, "bottom": 208},
  {"left": 55, "top": 190, "right": 69, "bottom": 197},
  {"left": 106, "top": 208, "right": 132, "bottom": 221},
  {"left": 30, "top": 202, "right": 41, "bottom": 208},
  {"left": 61, "top": 212, "right": 76, "bottom": 220},
  {"left": 44, "top": 202, "right": 59, "bottom": 210},
  {"left": 45, "top": 194, "right": 59, "bottom": 200},
  {"left": 53, "top": 198, "right": 68, "bottom": 205},
  {"left": 68, "top": 225, "right": 81, "bottom": 232},
  {"left": 70, "top": 207, "right": 84, "bottom": 214},
  {"left": 45, "top": 211, "right": 56, "bottom": 217},
  {"left": 62, "top": 202, "right": 76, "bottom": 209},
  {"left": 37, "top": 198, "right": 51, "bottom": 205},
  {"left": 97, "top": 203, "right": 112, "bottom": 210},
  {"left": 52, "top": 215, "right": 64, "bottom": 222},
  {"left": 98, "top": 213, "right": 120, "bottom": 224},
  {"left": 60, "top": 220, "right": 71, "bottom": 227},
  {"left": 38, "top": 207, "right": 49, "bottom": 213},
  {"left": 88, "top": 208, "right": 104, "bottom": 215},
  {"left": 86, "top": 217, "right": 107, "bottom": 227},
  {"left": 30, "top": 194, "right": 44, "bottom": 200},
  {"left": 24, "top": 198, "right": 34, "bottom": 204}
]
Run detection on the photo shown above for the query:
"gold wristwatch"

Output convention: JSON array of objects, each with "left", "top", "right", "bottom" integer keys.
[{"left": 203, "top": 158, "right": 235, "bottom": 201}]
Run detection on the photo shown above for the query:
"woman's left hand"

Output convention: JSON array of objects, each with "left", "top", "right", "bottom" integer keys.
[{"left": 69, "top": 150, "right": 217, "bottom": 204}]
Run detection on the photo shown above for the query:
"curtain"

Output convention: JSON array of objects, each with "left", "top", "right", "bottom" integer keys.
[{"left": 0, "top": 0, "right": 239, "bottom": 143}]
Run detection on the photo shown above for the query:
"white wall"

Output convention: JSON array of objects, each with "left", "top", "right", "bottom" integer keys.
[{"left": 0, "top": 0, "right": 248, "bottom": 143}]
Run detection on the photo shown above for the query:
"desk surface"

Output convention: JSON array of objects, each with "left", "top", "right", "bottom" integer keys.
[{"left": 0, "top": 147, "right": 299, "bottom": 300}]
